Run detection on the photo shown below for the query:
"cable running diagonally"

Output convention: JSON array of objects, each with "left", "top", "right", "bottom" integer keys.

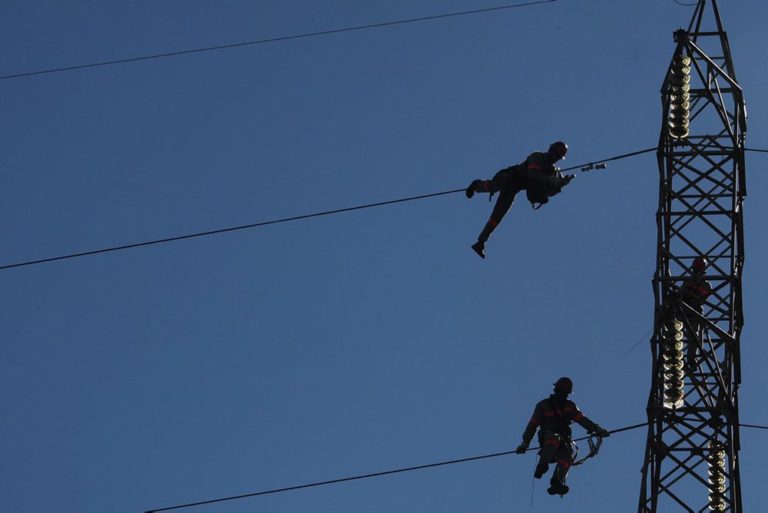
[
  {"left": 562, "top": 147, "right": 656, "bottom": 172},
  {"left": 0, "top": 1, "right": 556, "bottom": 81},
  {"left": 145, "top": 422, "right": 649, "bottom": 512},
  {"left": 145, "top": 421, "right": 768, "bottom": 512},
  {"left": 0, "top": 189, "right": 461, "bottom": 271},
  {"left": 739, "top": 423, "right": 768, "bottom": 430},
  {"left": 0, "top": 147, "right": 659, "bottom": 272}
]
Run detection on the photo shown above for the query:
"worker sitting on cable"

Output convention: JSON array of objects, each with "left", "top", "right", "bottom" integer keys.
[
  {"left": 465, "top": 141, "right": 574, "bottom": 259},
  {"left": 680, "top": 256, "right": 712, "bottom": 312},
  {"left": 515, "top": 377, "right": 609, "bottom": 497}
]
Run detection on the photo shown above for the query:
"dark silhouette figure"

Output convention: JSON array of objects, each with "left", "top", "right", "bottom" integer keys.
[
  {"left": 515, "top": 377, "right": 609, "bottom": 496},
  {"left": 679, "top": 256, "right": 713, "bottom": 364},
  {"left": 680, "top": 256, "right": 713, "bottom": 312},
  {"left": 466, "top": 141, "right": 573, "bottom": 258}
]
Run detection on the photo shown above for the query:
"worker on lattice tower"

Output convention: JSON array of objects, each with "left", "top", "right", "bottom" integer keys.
[{"left": 680, "top": 256, "right": 713, "bottom": 312}]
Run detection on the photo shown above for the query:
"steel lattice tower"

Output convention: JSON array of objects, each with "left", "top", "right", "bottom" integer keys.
[{"left": 638, "top": 1, "right": 746, "bottom": 512}]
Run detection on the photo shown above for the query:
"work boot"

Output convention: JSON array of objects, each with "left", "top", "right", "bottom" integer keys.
[
  {"left": 534, "top": 462, "right": 548, "bottom": 479},
  {"left": 465, "top": 179, "right": 481, "bottom": 198},
  {"left": 547, "top": 482, "right": 569, "bottom": 496},
  {"left": 471, "top": 241, "right": 485, "bottom": 259}
]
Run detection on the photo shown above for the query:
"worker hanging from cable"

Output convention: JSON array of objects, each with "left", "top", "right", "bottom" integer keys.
[
  {"left": 515, "top": 377, "right": 609, "bottom": 497},
  {"left": 465, "top": 141, "right": 574, "bottom": 258}
]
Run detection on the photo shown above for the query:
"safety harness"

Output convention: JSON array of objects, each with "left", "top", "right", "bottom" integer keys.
[
  {"left": 485, "top": 157, "right": 574, "bottom": 209},
  {"left": 544, "top": 397, "right": 605, "bottom": 467}
]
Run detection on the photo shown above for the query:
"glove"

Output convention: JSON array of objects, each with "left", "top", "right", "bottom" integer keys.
[
  {"left": 595, "top": 427, "right": 610, "bottom": 438},
  {"left": 515, "top": 443, "right": 529, "bottom": 454}
]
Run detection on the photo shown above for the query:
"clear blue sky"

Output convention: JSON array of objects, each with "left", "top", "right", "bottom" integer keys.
[{"left": 1, "top": 1, "right": 766, "bottom": 512}]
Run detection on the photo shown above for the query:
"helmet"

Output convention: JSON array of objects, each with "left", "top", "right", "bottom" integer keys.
[
  {"left": 554, "top": 377, "right": 573, "bottom": 395},
  {"left": 692, "top": 256, "right": 708, "bottom": 274},
  {"left": 548, "top": 141, "right": 568, "bottom": 160}
]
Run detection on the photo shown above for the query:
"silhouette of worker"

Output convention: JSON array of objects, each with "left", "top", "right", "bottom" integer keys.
[
  {"left": 465, "top": 141, "right": 573, "bottom": 258},
  {"left": 680, "top": 256, "right": 713, "bottom": 312},
  {"left": 515, "top": 377, "right": 609, "bottom": 496}
]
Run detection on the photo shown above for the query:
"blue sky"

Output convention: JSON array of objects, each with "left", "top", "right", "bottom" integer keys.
[{"left": 1, "top": 1, "right": 766, "bottom": 512}]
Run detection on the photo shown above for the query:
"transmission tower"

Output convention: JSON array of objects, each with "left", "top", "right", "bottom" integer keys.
[{"left": 637, "top": 1, "right": 747, "bottom": 512}]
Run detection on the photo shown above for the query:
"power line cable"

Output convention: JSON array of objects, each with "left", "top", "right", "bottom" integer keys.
[
  {"left": 565, "top": 147, "right": 656, "bottom": 173},
  {"left": 739, "top": 422, "right": 768, "bottom": 430},
  {"left": 145, "top": 421, "right": 648, "bottom": 512},
  {"left": 570, "top": 147, "right": 767, "bottom": 174},
  {"left": 672, "top": 0, "right": 698, "bottom": 6},
  {"left": 0, "top": 189, "right": 461, "bottom": 271},
  {"left": 0, "top": 1, "right": 556, "bottom": 81},
  {"left": 7, "top": 144, "right": 761, "bottom": 274},
  {"left": 0, "top": 147, "right": 659, "bottom": 272},
  {"left": 144, "top": 421, "right": 768, "bottom": 512}
]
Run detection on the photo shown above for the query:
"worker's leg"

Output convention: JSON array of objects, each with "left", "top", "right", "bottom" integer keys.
[
  {"left": 535, "top": 433, "right": 561, "bottom": 479},
  {"left": 466, "top": 168, "right": 513, "bottom": 198},
  {"left": 476, "top": 186, "right": 518, "bottom": 244},
  {"left": 469, "top": 168, "right": 525, "bottom": 258},
  {"left": 687, "top": 306, "right": 703, "bottom": 366},
  {"left": 547, "top": 442, "right": 574, "bottom": 495}
]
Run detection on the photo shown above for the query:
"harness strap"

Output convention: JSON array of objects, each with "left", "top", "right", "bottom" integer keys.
[{"left": 572, "top": 434, "right": 603, "bottom": 466}]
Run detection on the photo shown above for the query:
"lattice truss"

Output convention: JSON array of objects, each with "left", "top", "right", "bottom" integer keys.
[{"left": 638, "top": 2, "right": 746, "bottom": 512}]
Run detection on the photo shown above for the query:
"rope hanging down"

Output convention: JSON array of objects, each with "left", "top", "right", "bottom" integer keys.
[
  {"left": 145, "top": 422, "right": 649, "bottom": 513},
  {"left": 0, "top": 1, "right": 556, "bottom": 81},
  {"left": 0, "top": 147, "right": 659, "bottom": 272}
]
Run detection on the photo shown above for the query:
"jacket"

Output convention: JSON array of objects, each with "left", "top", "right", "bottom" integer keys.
[
  {"left": 680, "top": 274, "right": 712, "bottom": 308},
  {"left": 524, "top": 152, "right": 569, "bottom": 206},
  {"left": 521, "top": 394, "right": 601, "bottom": 445}
]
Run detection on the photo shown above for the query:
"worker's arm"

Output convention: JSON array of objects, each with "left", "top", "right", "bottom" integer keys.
[
  {"left": 516, "top": 402, "right": 543, "bottom": 453},
  {"left": 573, "top": 404, "right": 609, "bottom": 437}
]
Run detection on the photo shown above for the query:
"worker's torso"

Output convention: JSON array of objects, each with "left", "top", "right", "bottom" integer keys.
[
  {"left": 681, "top": 275, "right": 712, "bottom": 305},
  {"left": 525, "top": 152, "right": 557, "bottom": 177},
  {"left": 535, "top": 397, "right": 579, "bottom": 437}
]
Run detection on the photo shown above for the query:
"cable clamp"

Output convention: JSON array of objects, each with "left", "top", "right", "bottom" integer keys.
[{"left": 580, "top": 163, "right": 607, "bottom": 172}]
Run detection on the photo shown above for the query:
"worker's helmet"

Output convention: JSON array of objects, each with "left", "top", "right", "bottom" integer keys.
[
  {"left": 692, "top": 256, "right": 708, "bottom": 274},
  {"left": 548, "top": 141, "right": 568, "bottom": 160},
  {"left": 554, "top": 377, "right": 573, "bottom": 395}
]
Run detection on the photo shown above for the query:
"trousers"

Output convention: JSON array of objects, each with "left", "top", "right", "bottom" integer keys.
[
  {"left": 474, "top": 166, "right": 527, "bottom": 243},
  {"left": 537, "top": 432, "right": 574, "bottom": 486}
]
